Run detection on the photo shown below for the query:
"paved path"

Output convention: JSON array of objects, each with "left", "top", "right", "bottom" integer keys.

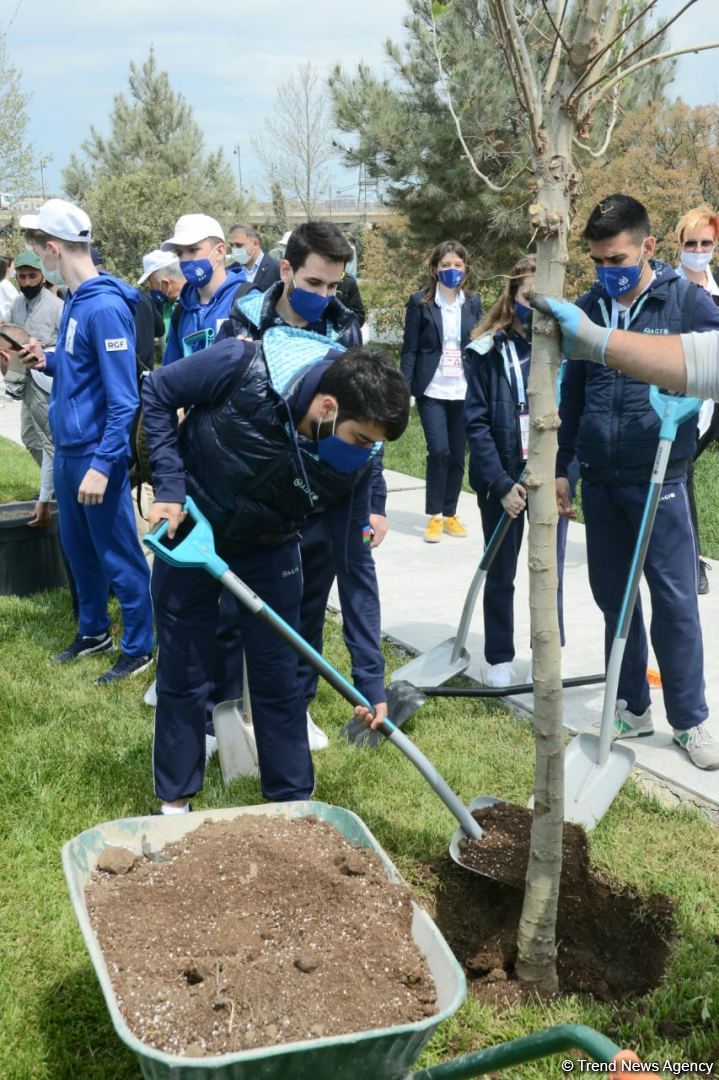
[{"left": 2, "top": 398, "right": 716, "bottom": 809}]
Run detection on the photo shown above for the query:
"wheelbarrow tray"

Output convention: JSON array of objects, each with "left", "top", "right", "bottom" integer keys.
[{"left": 62, "top": 800, "right": 466, "bottom": 1080}]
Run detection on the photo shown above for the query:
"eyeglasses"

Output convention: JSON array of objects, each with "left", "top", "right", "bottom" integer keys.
[{"left": 683, "top": 239, "right": 715, "bottom": 251}]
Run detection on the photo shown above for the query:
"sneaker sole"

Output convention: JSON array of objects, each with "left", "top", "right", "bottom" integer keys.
[
  {"left": 443, "top": 530, "right": 467, "bottom": 538},
  {"left": 612, "top": 728, "right": 654, "bottom": 740},
  {"left": 423, "top": 535, "right": 441, "bottom": 543},
  {"left": 53, "top": 639, "right": 114, "bottom": 663}
]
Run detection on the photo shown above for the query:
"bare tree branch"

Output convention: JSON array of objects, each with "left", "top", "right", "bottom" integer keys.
[
  {"left": 543, "top": 0, "right": 569, "bottom": 99},
  {"left": 428, "top": 3, "right": 529, "bottom": 193},
  {"left": 573, "top": 85, "right": 621, "bottom": 158},
  {"left": 513, "top": 2, "right": 554, "bottom": 46},
  {"left": 575, "top": 0, "right": 700, "bottom": 101},
  {"left": 565, "top": 0, "right": 659, "bottom": 101},
  {"left": 487, "top": 0, "right": 543, "bottom": 149},
  {"left": 586, "top": 40, "right": 719, "bottom": 110},
  {"left": 539, "top": 0, "right": 571, "bottom": 55}
]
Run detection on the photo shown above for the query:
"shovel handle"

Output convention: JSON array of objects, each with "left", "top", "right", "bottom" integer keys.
[
  {"left": 143, "top": 496, "right": 230, "bottom": 578},
  {"left": 648, "top": 385, "right": 700, "bottom": 439}
]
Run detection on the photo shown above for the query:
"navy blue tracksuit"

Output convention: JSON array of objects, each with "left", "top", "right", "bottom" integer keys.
[
  {"left": 465, "top": 330, "right": 572, "bottom": 663},
  {"left": 558, "top": 264, "right": 719, "bottom": 729}
]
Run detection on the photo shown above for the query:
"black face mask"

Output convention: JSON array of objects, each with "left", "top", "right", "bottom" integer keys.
[{"left": 20, "top": 283, "right": 44, "bottom": 300}]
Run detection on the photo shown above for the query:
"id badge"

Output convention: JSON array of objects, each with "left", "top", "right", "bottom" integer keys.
[
  {"left": 520, "top": 411, "right": 530, "bottom": 460},
  {"left": 440, "top": 342, "right": 463, "bottom": 378}
]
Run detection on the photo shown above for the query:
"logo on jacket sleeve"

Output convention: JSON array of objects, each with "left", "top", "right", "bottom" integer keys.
[
  {"left": 105, "top": 338, "right": 129, "bottom": 351},
  {"left": 65, "top": 318, "right": 77, "bottom": 354}
]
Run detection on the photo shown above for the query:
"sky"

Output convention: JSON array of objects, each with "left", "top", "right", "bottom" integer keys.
[{"left": 2, "top": 0, "right": 717, "bottom": 200}]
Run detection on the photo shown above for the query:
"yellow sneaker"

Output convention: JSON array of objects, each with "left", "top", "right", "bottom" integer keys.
[
  {"left": 424, "top": 516, "right": 443, "bottom": 543},
  {"left": 443, "top": 515, "right": 467, "bottom": 538}
]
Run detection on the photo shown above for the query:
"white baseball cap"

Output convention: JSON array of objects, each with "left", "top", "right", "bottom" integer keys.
[
  {"left": 20, "top": 198, "right": 92, "bottom": 242},
  {"left": 137, "top": 248, "right": 178, "bottom": 285},
  {"left": 161, "top": 214, "right": 224, "bottom": 251}
]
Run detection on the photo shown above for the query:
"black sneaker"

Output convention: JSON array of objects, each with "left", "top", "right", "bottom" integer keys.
[
  {"left": 53, "top": 632, "right": 113, "bottom": 664},
  {"left": 698, "top": 559, "right": 711, "bottom": 595},
  {"left": 96, "top": 653, "right": 154, "bottom": 685}
]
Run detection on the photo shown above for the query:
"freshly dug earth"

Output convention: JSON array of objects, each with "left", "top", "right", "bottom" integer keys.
[
  {"left": 441, "top": 802, "right": 675, "bottom": 1001},
  {"left": 86, "top": 815, "right": 438, "bottom": 1057}
]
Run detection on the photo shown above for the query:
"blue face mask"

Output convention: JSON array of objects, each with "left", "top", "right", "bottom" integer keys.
[
  {"left": 595, "top": 250, "right": 646, "bottom": 299},
  {"left": 289, "top": 274, "right": 331, "bottom": 323},
  {"left": 438, "top": 267, "right": 464, "bottom": 289},
  {"left": 149, "top": 289, "right": 167, "bottom": 305},
  {"left": 316, "top": 412, "right": 376, "bottom": 473},
  {"left": 514, "top": 301, "right": 532, "bottom": 324},
  {"left": 180, "top": 258, "right": 214, "bottom": 288}
]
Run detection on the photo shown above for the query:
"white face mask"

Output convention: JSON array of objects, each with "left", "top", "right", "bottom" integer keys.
[
  {"left": 232, "top": 246, "right": 251, "bottom": 266},
  {"left": 681, "top": 249, "right": 713, "bottom": 273}
]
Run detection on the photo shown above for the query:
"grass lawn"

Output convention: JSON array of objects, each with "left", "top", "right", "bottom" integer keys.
[{"left": 2, "top": 435, "right": 719, "bottom": 1077}]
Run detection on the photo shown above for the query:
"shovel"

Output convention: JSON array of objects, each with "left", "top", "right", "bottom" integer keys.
[
  {"left": 390, "top": 510, "right": 514, "bottom": 687},
  {"left": 564, "top": 387, "right": 701, "bottom": 830},
  {"left": 144, "top": 499, "right": 487, "bottom": 844},
  {"left": 212, "top": 656, "right": 259, "bottom": 783}
]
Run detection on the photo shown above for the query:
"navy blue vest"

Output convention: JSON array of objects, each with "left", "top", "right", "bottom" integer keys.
[
  {"left": 574, "top": 274, "right": 698, "bottom": 484},
  {"left": 179, "top": 348, "right": 373, "bottom": 556}
]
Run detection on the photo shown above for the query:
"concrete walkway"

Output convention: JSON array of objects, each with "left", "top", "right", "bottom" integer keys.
[
  {"left": 2, "top": 396, "right": 716, "bottom": 809},
  {"left": 369, "top": 469, "right": 719, "bottom": 812}
]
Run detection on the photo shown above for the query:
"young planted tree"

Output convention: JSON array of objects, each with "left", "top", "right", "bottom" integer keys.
[
  {"left": 254, "top": 62, "right": 335, "bottom": 219},
  {"left": 427, "top": 0, "right": 718, "bottom": 988}
]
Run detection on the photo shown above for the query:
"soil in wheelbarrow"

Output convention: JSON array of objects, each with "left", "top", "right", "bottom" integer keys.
[
  {"left": 86, "top": 814, "right": 438, "bottom": 1057},
  {"left": 434, "top": 802, "right": 675, "bottom": 1003}
]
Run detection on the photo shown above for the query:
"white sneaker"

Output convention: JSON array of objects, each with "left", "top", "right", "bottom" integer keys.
[
  {"left": 205, "top": 733, "right": 218, "bottom": 763},
  {"left": 613, "top": 700, "right": 654, "bottom": 740},
  {"left": 143, "top": 679, "right": 157, "bottom": 707},
  {"left": 672, "top": 723, "right": 719, "bottom": 770},
  {"left": 306, "top": 710, "right": 329, "bottom": 751},
  {"left": 485, "top": 662, "right": 513, "bottom": 688}
]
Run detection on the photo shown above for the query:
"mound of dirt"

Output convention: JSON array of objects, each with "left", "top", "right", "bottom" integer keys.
[{"left": 86, "top": 814, "right": 438, "bottom": 1057}]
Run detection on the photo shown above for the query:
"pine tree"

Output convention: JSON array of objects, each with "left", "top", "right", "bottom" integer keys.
[{"left": 62, "top": 49, "right": 244, "bottom": 277}]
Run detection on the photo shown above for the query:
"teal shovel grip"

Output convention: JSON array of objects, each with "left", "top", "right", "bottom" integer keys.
[
  {"left": 649, "top": 385, "right": 700, "bottom": 441},
  {"left": 142, "top": 496, "right": 230, "bottom": 578}
]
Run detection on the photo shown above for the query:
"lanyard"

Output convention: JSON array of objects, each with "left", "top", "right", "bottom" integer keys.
[
  {"left": 502, "top": 339, "right": 527, "bottom": 408},
  {"left": 599, "top": 290, "right": 651, "bottom": 330}
]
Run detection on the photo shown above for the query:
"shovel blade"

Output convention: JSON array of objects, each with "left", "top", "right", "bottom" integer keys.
[
  {"left": 564, "top": 733, "right": 636, "bottom": 830},
  {"left": 390, "top": 638, "right": 470, "bottom": 688},
  {"left": 448, "top": 794, "right": 503, "bottom": 879},
  {"left": 212, "top": 699, "right": 259, "bottom": 784}
]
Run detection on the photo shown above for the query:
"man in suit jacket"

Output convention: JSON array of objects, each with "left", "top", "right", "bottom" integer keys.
[{"left": 228, "top": 224, "right": 281, "bottom": 298}]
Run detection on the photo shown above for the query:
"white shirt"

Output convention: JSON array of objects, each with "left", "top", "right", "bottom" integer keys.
[
  {"left": 244, "top": 249, "right": 265, "bottom": 284},
  {"left": 424, "top": 287, "right": 467, "bottom": 401}
]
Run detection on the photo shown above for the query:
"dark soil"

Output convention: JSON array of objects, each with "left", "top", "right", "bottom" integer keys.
[
  {"left": 0, "top": 505, "right": 35, "bottom": 523},
  {"left": 437, "top": 802, "right": 675, "bottom": 1002},
  {"left": 86, "top": 815, "right": 438, "bottom": 1057}
]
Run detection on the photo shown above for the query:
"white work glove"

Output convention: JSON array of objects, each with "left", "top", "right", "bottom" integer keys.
[{"left": 531, "top": 295, "right": 611, "bottom": 365}]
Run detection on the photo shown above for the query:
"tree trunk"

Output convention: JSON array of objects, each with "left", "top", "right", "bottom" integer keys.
[{"left": 515, "top": 107, "right": 575, "bottom": 989}]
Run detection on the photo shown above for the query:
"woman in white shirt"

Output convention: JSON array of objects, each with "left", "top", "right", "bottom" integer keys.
[{"left": 400, "top": 241, "right": 483, "bottom": 543}]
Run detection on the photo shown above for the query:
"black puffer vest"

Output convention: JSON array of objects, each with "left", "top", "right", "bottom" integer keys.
[{"left": 179, "top": 347, "right": 373, "bottom": 556}]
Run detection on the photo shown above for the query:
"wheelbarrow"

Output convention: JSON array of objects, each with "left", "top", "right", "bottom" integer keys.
[
  {"left": 62, "top": 801, "right": 639, "bottom": 1079},
  {"left": 563, "top": 387, "right": 701, "bottom": 829}
]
